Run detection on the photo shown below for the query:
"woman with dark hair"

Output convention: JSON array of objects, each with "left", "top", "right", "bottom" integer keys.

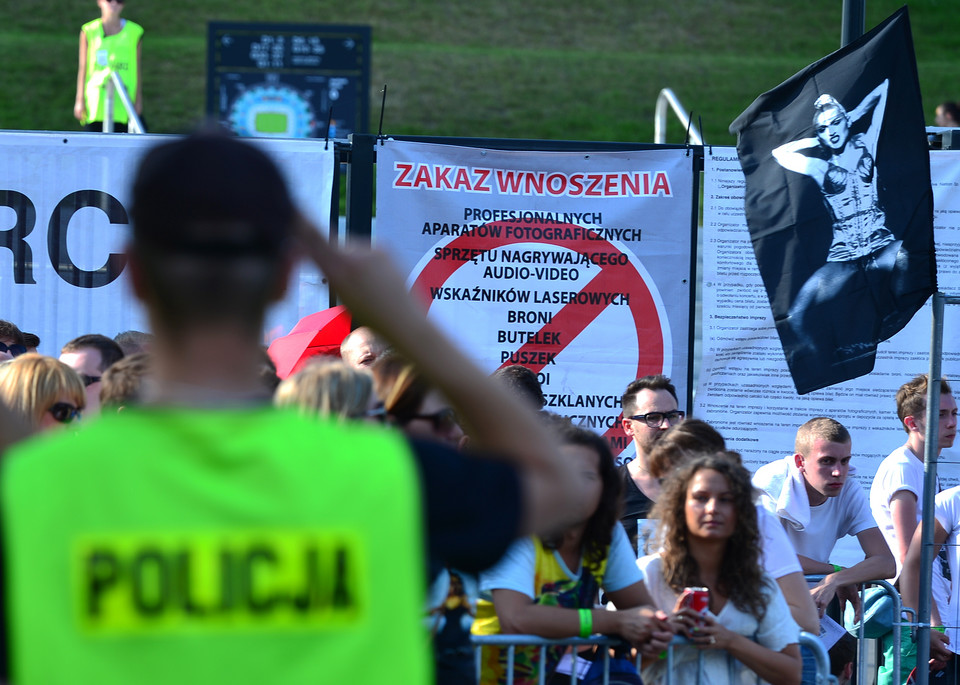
[
  {"left": 641, "top": 454, "right": 801, "bottom": 685},
  {"left": 371, "top": 352, "right": 463, "bottom": 447},
  {"left": 473, "top": 422, "right": 670, "bottom": 685}
]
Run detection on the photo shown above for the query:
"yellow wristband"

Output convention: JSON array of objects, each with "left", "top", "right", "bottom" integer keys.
[{"left": 578, "top": 608, "right": 593, "bottom": 638}]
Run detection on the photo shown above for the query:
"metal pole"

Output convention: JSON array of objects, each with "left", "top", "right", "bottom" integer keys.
[
  {"left": 916, "top": 292, "right": 947, "bottom": 685},
  {"left": 107, "top": 70, "right": 145, "bottom": 133},
  {"left": 103, "top": 77, "right": 115, "bottom": 133},
  {"left": 840, "top": 0, "right": 866, "bottom": 46}
]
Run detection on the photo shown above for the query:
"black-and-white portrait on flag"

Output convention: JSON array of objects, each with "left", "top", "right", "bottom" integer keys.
[{"left": 731, "top": 9, "right": 936, "bottom": 394}]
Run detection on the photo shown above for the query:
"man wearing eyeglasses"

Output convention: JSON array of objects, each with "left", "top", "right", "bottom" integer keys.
[
  {"left": 59, "top": 333, "right": 125, "bottom": 417},
  {"left": 618, "top": 374, "right": 685, "bottom": 555}
]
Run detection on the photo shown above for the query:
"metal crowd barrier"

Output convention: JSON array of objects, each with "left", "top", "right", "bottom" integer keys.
[
  {"left": 471, "top": 630, "right": 832, "bottom": 684},
  {"left": 805, "top": 575, "right": 905, "bottom": 685},
  {"left": 100, "top": 69, "right": 146, "bottom": 134},
  {"left": 471, "top": 634, "right": 632, "bottom": 685}
]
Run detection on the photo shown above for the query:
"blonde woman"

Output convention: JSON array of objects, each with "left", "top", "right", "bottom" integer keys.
[
  {"left": 274, "top": 358, "right": 381, "bottom": 422},
  {"left": 0, "top": 354, "right": 85, "bottom": 432}
]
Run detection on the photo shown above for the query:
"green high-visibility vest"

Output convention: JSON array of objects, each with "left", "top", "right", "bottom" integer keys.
[
  {"left": 81, "top": 18, "right": 143, "bottom": 124},
  {"left": 2, "top": 408, "right": 430, "bottom": 684}
]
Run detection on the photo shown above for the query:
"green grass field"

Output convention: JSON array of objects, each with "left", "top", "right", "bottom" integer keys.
[{"left": 1, "top": 1, "right": 956, "bottom": 146}]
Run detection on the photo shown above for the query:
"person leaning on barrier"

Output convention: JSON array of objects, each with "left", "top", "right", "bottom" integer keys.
[
  {"left": 473, "top": 420, "right": 672, "bottom": 685},
  {"left": 0, "top": 130, "right": 581, "bottom": 685},
  {"left": 871, "top": 374, "right": 958, "bottom": 685},
  {"left": 753, "top": 417, "right": 895, "bottom": 618},
  {"left": 644, "top": 422, "right": 820, "bottom": 634},
  {"left": 640, "top": 454, "right": 803, "bottom": 685},
  {"left": 645, "top": 423, "right": 819, "bottom": 685}
]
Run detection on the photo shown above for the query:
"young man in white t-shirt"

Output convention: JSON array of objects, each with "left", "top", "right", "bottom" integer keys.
[
  {"left": 753, "top": 417, "right": 895, "bottom": 616},
  {"left": 871, "top": 374, "right": 956, "bottom": 609},
  {"left": 887, "top": 376, "right": 959, "bottom": 682}
]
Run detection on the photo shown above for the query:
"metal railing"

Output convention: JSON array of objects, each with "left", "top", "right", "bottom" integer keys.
[
  {"left": 100, "top": 69, "right": 145, "bottom": 134},
  {"left": 653, "top": 89, "right": 703, "bottom": 145},
  {"left": 806, "top": 576, "right": 904, "bottom": 685},
  {"left": 472, "top": 630, "right": 831, "bottom": 684}
]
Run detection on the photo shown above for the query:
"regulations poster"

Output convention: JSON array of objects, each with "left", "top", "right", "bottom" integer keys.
[
  {"left": 375, "top": 140, "right": 696, "bottom": 463},
  {"left": 0, "top": 132, "right": 334, "bottom": 355},
  {"left": 697, "top": 147, "right": 960, "bottom": 488}
]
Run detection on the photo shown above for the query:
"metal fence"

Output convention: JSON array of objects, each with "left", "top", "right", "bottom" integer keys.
[
  {"left": 805, "top": 576, "right": 906, "bottom": 685},
  {"left": 472, "top": 630, "right": 833, "bottom": 684}
]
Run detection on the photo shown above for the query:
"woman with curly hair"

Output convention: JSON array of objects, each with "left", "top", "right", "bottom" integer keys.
[
  {"left": 640, "top": 453, "right": 801, "bottom": 685},
  {"left": 473, "top": 422, "right": 671, "bottom": 685}
]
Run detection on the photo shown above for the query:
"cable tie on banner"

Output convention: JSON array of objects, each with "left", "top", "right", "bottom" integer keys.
[
  {"left": 377, "top": 84, "right": 388, "bottom": 146},
  {"left": 324, "top": 106, "right": 334, "bottom": 150},
  {"left": 700, "top": 115, "right": 711, "bottom": 154},
  {"left": 685, "top": 111, "right": 693, "bottom": 156}
]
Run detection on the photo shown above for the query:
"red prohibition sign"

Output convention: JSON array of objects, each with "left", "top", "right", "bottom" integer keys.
[{"left": 411, "top": 220, "right": 666, "bottom": 448}]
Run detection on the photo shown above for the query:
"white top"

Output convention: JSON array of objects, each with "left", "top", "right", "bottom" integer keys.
[
  {"left": 757, "top": 505, "right": 803, "bottom": 579},
  {"left": 480, "top": 522, "right": 641, "bottom": 596},
  {"left": 641, "top": 506, "right": 801, "bottom": 580},
  {"left": 753, "top": 455, "right": 876, "bottom": 563},
  {"left": 870, "top": 445, "right": 951, "bottom": 610},
  {"left": 871, "top": 444, "right": 936, "bottom": 568},
  {"left": 933, "top": 487, "right": 960, "bottom": 652},
  {"left": 638, "top": 555, "right": 800, "bottom": 685}
]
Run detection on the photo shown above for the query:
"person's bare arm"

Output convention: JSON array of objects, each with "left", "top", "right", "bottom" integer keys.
[
  {"left": 493, "top": 586, "right": 668, "bottom": 648},
  {"left": 849, "top": 79, "right": 889, "bottom": 153},
  {"left": 808, "top": 528, "right": 894, "bottom": 618},
  {"left": 775, "top": 571, "right": 819, "bottom": 633},
  {"left": 901, "top": 520, "right": 953, "bottom": 661},
  {"left": 294, "top": 216, "right": 579, "bottom": 536},
  {"left": 74, "top": 31, "right": 88, "bottom": 123},
  {"left": 888, "top": 490, "right": 918, "bottom": 564}
]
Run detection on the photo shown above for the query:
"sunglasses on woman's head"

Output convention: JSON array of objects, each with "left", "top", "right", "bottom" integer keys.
[
  {"left": 48, "top": 402, "right": 81, "bottom": 424},
  {"left": 0, "top": 342, "right": 26, "bottom": 357}
]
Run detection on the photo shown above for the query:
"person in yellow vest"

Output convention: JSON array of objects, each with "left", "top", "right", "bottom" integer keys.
[
  {"left": 74, "top": 0, "right": 143, "bottom": 132},
  {"left": 0, "top": 131, "right": 581, "bottom": 684}
]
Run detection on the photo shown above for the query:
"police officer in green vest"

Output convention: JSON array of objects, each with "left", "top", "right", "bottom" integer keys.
[
  {"left": 0, "top": 132, "right": 580, "bottom": 684},
  {"left": 74, "top": 0, "right": 144, "bottom": 132}
]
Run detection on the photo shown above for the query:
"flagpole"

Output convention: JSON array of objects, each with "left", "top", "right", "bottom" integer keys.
[{"left": 841, "top": 0, "right": 865, "bottom": 45}]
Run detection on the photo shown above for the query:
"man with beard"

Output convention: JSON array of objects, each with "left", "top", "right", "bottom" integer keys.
[{"left": 617, "top": 374, "right": 684, "bottom": 555}]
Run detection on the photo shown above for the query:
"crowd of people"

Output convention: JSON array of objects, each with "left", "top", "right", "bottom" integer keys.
[{"left": 0, "top": 130, "right": 954, "bottom": 685}]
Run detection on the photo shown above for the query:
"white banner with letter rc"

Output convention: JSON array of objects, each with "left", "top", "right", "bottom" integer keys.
[
  {"left": 375, "top": 140, "right": 696, "bottom": 463},
  {"left": 0, "top": 131, "right": 334, "bottom": 354}
]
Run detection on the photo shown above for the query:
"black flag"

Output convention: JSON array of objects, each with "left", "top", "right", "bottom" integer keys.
[{"left": 730, "top": 8, "right": 935, "bottom": 395}]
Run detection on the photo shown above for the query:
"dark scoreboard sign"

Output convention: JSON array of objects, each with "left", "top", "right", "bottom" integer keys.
[{"left": 206, "top": 22, "right": 371, "bottom": 139}]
